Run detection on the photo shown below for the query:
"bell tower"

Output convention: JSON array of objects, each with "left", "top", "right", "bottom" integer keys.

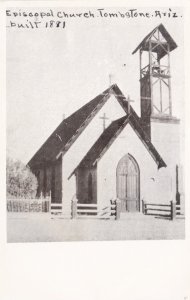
[{"left": 132, "top": 23, "right": 178, "bottom": 138}]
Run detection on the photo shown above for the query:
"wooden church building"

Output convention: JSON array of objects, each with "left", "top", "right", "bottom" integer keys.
[{"left": 28, "top": 24, "right": 182, "bottom": 217}]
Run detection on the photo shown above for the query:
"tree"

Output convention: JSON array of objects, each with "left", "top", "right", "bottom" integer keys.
[{"left": 6, "top": 157, "right": 38, "bottom": 198}]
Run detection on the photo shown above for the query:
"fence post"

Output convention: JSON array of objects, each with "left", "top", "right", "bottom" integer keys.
[
  {"left": 116, "top": 199, "right": 121, "bottom": 220},
  {"left": 47, "top": 200, "right": 50, "bottom": 213},
  {"left": 171, "top": 200, "right": 176, "bottom": 220},
  {"left": 144, "top": 201, "right": 147, "bottom": 215},
  {"left": 72, "top": 199, "right": 78, "bottom": 219},
  {"left": 142, "top": 200, "right": 144, "bottom": 214},
  {"left": 48, "top": 191, "right": 51, "bottom": 213}
]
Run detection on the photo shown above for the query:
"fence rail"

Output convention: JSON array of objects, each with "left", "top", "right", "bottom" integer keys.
[
  {"left": 142, "top": 200, "right": 180, "bottom": 220},
  {"left": 176, "top": 204, "right": 181, "bottom": 215},
  {"left": 7, "top": 198, "right": 50, "bottom": 213},
  {"left": 50, "top": 203, "right": 62, "bottom": 215},
  {"left": 72, "top": 200, "right": 120, "bottom": 220}
]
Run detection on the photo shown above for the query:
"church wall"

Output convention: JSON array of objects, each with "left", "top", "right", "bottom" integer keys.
[
  {"left": 151, "top": 119, "right": 182, "bottom": 202},
  {"left": 97, "top": 123, "right": 174, "bottom": 209},
  {"left": 151, "top": 119, "right": 180, "bottom": 166},
  {"left": 92, "top": 167, "right": 97, "bottom": 203},
  {"left": 38, "top": 168, "right": 44, "bottom": 197},
  {"left": 32, "top": 160, "right": 62, "bottom": 202},
  {"left": 32, "top": 167, "right": 45, "bottom": 198},
  {"left": 76, "top": 167, "right": 97, "bottom": 204},
  {"left": 46, "top": 166, "right": 52, "bottom": 196},
  {"left": 63, "top": 95, "right": 126, "bottom": 178},
  {"left": 35, "top": 168, "right": 40, "bottom": 197},
  {"left": 76, "top": 168, "right": 88, "bottom": 203},
  {"left": 61, "top": 94, "right": 126, "bottom": 214},
  {"left": 53, "top": 158, "right": 62, "bottom": 203}
]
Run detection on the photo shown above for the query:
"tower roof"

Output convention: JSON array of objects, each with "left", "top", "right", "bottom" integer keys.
[{"left": 132, "top": 23, "right": 177, "bottom": 59}]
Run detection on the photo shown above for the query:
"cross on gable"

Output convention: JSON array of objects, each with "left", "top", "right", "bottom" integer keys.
[
  {"left": 126, "top": 95, "right": 135, "bottom": 113},
  {"left": 99, "top": 113, "right": 109, "bottom": 131},
  {"left": 115, "top": 94, "right": 135, "bottom": 113}
]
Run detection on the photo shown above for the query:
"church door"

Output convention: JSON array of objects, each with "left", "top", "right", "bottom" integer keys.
[{"left": 116, "top": 154, "right": 140, "bottom": 212}]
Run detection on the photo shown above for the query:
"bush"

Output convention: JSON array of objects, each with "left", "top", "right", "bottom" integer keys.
[{"left": 6, "top": 157, "right": 38, "bottom": 198}]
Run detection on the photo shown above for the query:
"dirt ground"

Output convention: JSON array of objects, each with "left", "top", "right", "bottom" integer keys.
[{"left": 7, "top": 212, "right": 185, "bottom": 243}]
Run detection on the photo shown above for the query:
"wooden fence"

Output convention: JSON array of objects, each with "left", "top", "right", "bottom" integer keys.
[
  {"left": 71, "top": 199, "right": 121, "bottom": 220},
  {"left": 142, "top": 200, "right": 180, "bottom": 220},
  {"left": 50, "top": 203, "right": 62, "bottom": 215},
  {"left": 7, "top": 198, "right": 50, "bottom": 213}
]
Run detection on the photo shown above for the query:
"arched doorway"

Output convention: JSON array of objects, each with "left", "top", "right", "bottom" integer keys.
[{"left": 116, "top": 154, "right": 140, "bottom": 212}]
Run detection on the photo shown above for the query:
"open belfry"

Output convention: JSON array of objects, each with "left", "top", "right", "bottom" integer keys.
[
  {"left": 133, "top": 23, "right": 178, "bottom": 138},
  {"left": 133, "top": 24, "right": 181, "bottom": 203},
  {"left": 28, "top": 23, "right": 183, "bottom": 218}
]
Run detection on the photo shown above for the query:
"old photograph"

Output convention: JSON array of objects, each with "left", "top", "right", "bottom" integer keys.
[{"left": 6, "top": 6, "right": 185, "bottom": 242}]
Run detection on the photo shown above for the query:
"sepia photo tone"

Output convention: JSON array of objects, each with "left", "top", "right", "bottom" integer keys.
[{"left": 6, "top": 7, "right": 185, "bottom": 242}]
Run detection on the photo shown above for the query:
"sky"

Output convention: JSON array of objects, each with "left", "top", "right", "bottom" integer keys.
[{"left": 6, "top": 6, "right": 184, "bottom": 163}]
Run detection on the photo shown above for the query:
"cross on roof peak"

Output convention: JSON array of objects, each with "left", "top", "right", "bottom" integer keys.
[
  {"left": 99, "top": 112, "right": 109, "bottom": 131},
  {"left": 126, "top": 95, "right": 135, "bottom": 113}
]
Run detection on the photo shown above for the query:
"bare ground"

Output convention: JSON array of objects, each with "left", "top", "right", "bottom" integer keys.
[{"left": 7, "top": 212, "right": 185, "bottom": 243}]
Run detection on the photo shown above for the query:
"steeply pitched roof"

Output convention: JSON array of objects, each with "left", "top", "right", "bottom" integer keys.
[
  {"left": 128, "top": 113, "right": 166, "bottom": 169},
  {"left": 111, "top": 84, "right": 141, "bottom": 121},
  {"left": 132, "top": 23, "right": 177, "bottom": 59},
  {"left": 74, "top": 115, "right": 130, "bottom": 169},
  {"left": 28, "top": 84, "right": 166, "bottom": 171},
  {"left": 28, "top": 86, "right": 112, "bottom": 168},
  {"left": 28, "top": 83, "right": 137, "bottom": 168},
  {"left": 70, "top": 113, "right": 166, "bottom": 176}
]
